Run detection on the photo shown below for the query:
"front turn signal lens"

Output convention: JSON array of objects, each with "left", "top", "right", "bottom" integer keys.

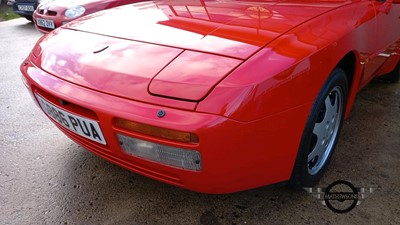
[
  {"left": 117, "top": 134, "right": 202, "bottom": 171},
  {"left": 115, "top": 118, "right": 199, "bottom": 144}
]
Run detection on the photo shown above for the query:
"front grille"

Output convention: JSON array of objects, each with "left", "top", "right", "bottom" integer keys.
[
  {"left": 37, "top": 9, "right": 57, "bottom": 16},
  {"left": 47, "top": 10, "right": 57, "bottom": 16}
]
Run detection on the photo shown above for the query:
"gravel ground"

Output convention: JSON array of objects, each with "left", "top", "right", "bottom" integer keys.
[{"left": 1, "top": 18, "right": 399, "bottom": 225}]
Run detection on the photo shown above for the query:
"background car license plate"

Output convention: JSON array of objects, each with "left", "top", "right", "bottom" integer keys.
[
  {"left": 35, "top": 94, "right": 107, "bottom": 145},
  {"left": 36, "top": 18, "right": 55, "bottom": 29},
  {"left": 17, "top": 5, "right": 34, "bottom": 11}
]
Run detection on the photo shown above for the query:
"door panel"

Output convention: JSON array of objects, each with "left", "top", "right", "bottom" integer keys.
[{"left": 362, "top": 0, "right": 400, "bottom": 85}]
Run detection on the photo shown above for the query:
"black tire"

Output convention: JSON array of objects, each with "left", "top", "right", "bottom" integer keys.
[
  {"left": 23, "top": 15, "right": 34, "bottom": 22},
  {"left": 376, "top": 62, "right": 399, "bottom": 83},
  {"left": 290, "top": 68, "right": 348, "bottom": 189}
]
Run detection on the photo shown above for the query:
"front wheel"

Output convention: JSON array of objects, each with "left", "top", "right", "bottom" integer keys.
[{"left": 290, "top": 68, "right": 348, "bottom": 189}]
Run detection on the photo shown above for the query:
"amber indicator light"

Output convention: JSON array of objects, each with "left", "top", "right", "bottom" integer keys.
[{"left": 115, "top": 118, "right": 199, "bottom": 144}]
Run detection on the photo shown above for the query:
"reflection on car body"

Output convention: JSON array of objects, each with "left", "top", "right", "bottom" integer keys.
[
  {"left": 33, "top": 0, "right": 148, "bottom": 33},
  {"left": 21, "top": 0, "right": 400, "bottom": 193}
]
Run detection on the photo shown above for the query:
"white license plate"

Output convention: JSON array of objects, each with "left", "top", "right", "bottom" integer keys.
[
  {"left": 36, "top": 18, "right": 55, "bottom": 29},
  {"left": 35, "top": 94, "right": 107, "bottom": 145},
  {"left": 17, "top": 4, "right": 34, "bottom": 11}
]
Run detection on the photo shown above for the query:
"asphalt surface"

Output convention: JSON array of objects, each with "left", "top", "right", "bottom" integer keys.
[{"left": 1, "top": 18, "right": 400, "bottom": 225}]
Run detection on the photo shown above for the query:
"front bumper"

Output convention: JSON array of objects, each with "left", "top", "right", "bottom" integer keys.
[
  {"left": 33, "top": 10, "right": 69, "bottom": 33},
  {"left": 12, "top": 2, "right": 37, "bottom": 16},
  {"left": 21, "top": 57, "right": 308, "bottom": 193}
]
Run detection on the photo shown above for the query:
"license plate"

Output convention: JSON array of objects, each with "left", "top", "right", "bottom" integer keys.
[
  {"left": 35, "top": 94, "right": 107, "bottom": 145},
  {"left": 17, "top": 4, "right": 34, "bottom": 11},
  {"left": 36, "top": 18, "right": 55, "bottom": 29}
]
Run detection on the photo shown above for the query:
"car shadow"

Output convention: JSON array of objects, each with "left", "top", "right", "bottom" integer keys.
[
  {"left": 15, "top": 20, "right": 36, "bottom": 30},
  {"left": 54, "top": 144, "right": 318, "bottom": 224}
]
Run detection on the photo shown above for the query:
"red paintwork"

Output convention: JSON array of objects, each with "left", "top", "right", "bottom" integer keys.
[
  {"left": 33, "top": 0, "right": 147, "bottom": 33},
  {"left": 149, "top": 51, "right": 242, "bottom": 101},
  {"left": 21, "top": 0, "right": 400, "bottom": 193}
]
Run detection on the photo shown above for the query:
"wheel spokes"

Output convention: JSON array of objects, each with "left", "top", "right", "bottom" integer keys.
[{"left": 308, "top": 87, "right": 342, "bottom": 175}]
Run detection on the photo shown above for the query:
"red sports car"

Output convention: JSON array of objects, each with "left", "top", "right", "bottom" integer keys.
[
  {"left": 21, "top": 0, "right": 400, "bottom": 193},
  {"left": 33, "top": 0, "right": 148, "bottom": 33}
]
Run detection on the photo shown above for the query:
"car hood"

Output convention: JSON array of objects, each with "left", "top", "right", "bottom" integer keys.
[
  {"left": 34, "top": 0, "right": 349, "bottom": 104},
  {"left": 64, "top": 0, "right": 349, "bottom": 59}
]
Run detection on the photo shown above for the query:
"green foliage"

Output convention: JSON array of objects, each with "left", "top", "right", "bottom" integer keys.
[{"left": 0, "top": 4, "right": 20, "bottom": 21}]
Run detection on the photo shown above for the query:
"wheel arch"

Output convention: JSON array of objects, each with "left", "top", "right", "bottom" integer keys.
[{"left": 334, "top": 51, "right": 362, "bottom": 119}]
